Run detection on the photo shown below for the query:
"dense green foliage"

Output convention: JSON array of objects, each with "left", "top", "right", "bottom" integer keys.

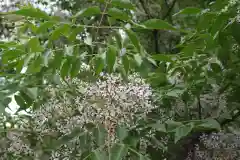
[{"left": 0, "top": 0, "right": 240, "bottom": 159}]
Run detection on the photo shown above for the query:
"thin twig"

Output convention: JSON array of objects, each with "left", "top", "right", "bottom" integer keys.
[{"left": 97, "top": 0, "right": 112, "bottom": 34}]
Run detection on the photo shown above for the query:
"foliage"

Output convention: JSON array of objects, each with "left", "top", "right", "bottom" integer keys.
[{"left": 0, "top": 0, "right": 240, "bottom": 159}]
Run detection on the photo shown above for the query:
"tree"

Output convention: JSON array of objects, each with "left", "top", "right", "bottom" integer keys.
[{"left": 0, "top": 0, "right": 240, "bottom": 159}]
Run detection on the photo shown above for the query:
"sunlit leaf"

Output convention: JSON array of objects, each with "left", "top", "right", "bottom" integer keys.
[
  {"left": 27, "top": 37, "right": 44, "bottom": 53},
  {"left": 108, "top": 8, "right": 130, "bottom": 21},
  {"left": 51, "top": 24, "right": 71, "bottom": 40},
  {"left": 111, "top": 0, "right": 135, "bottom": 10},
  {"left": 74, "top": 6, "right": 101, "bottom": 17},
  {"left": 2, "top": 49, "right": 25, "bottom": 63},
  {"left": 142, "top": 19, "right": 176, "bottom": 30},
  {"left": 125, "top": 29, "right": 141, "bottom": 53},
  {"left": 36, "top": 21, "right": 55, "bottom": 34},
  {"left": 166, "top": 89, "right": 185, "bottom": 97},
  {"left": 27, "top": 55, "right": 42, "bottom": 73},
  {"left": 173, "top": 7, "right": 202, "bottom": 16},
  {"left": 134, "top": 54, "right": 142, "bottom": 66},
  {"left": 12, "top": 7, "right": 51, "bottom": 20},
  {"left": 25, "top": 87, "right": 38, "bottom": 99}
]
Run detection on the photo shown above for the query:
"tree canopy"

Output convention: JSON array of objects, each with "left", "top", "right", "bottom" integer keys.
[{"left": 0, "top": 0, "right": 240, "bottom": 159}]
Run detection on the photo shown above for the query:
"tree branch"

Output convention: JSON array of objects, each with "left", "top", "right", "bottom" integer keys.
[
  {"left": 197, "top": 97, "right": 202, "bottom": 119},
  {"left": 139, "top": 0, "right": 152, "bottom": 19},
  {"left": 162, "top": 0, "right": 177, "bottom": 20},
  {"left": 139, "top": 0, "right": 177, "bottom": 54}
]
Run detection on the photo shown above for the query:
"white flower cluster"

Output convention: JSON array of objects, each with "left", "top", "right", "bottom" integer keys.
[
  {"left": 1, "top": 72, "right": 157, "bottom": 159},
  {"left": 188, "top": 133, "right": 240, "bottom": 160}
]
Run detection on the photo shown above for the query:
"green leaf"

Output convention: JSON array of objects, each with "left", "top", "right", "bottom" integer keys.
[
  {"left": 107, "top": 45, "right": 117, "bottom": 73},
  {"left": 14, "top": 95, "right": 27, "bottom": 110},
  {"left": 0, "top": 97, "right": 11, "bottom": 113},
  {"left": 19, "top": 91, "right": 33, "bottom": 105},
  {"left": 12, "top": 7, "right": 50, "bottom": 20},
  {"left": 108, "top": 8, "right": 130, "bottom": 21},
  {"left": 125, "top": 29, "right": 141, "bottom": 53},
  {"left": 151, "top": 54, "right": 174, "bottom": 62},
  {"left": 116, "top": 125, "right": 128, "bottom": 141},
  {"left": 36, "top": 21, "right": 55, "bottom": 34},
  {"left": 27, "top": 55, "right": 42, "bottom": 73},
  {"left": 142, "top": 19, "right": 176, "bottom": 30},
  {"left": 151, "top": 121, "right": 166, "bottom": 133},
  {"left": 111, "top": 0, "right": 135, "bottom": 10},
  {"left": 94, "top": 56, "right": 105, "bottom": 75},
  {"left": 173, "top": 7, "right": 202, "bottom": 16},
  {"left": 197, "top": 119, "right": 221, "bottom": 131},
  {"left": 197, "top": 12, "right": 215, "bottom": 31},
  {"left": 231, "top": 21, "right": 240, "bottom": 45},
  {"left": 2, "top": 97, "right": 11, "bottom": 106},
  {"left": 166, "top": 120, "right": 183, "bottom": 132},
  {"left": 210, "top": 13, "right": 229, "bottom": 37},
  {"left": 68, "top": 26, "right": 84, "bottom": 41},
  {"left": 27, "top": 23, "right": 37, "bottom": 33},
  {"left": 25, "top": 87, "right": 38, "bottom": 99},
  {"left": 52, "top": 128, "right": 84, "bottom": 150},
  {"left": 51, "top": 24, "right": 71, "bottom": 40},
  {"left": 134, "top": 54, "right": 142, "bottom": 66},
  {"left": 0, "top": 42, "right": 18, "bottom": 49},
  {"left": 122, "top": 55, "right": 129, "bottom": 74},
  {"left": 114, "top": 31, "right": 122, "bottom": 49},
  {"left": 91, "top": 150, "right": 107, "bottom": 160},
  {"left": 52, "top": 74, "right": 62, "bottom": 85},
  {"left": 174, "top": 123, "right": 193, "bottom": 143},
  {"left": 210, "top": 63, "right": 222, "bottom": 73},
  {"left": 61, "top": 59, "right": 71, "bottom": 79},
  {"left": 70, "top": 59, "right": 81, "bottom": 78},
  {"left": 109, "top": 143, "right": 128, "bottom": 160},
  {"left": 27, "top": 37, "right": 44, "bottom": 52},
  {"left": 0, "top": 102, "right": 6, "bottom": 113},
  {"left": 2, "top": 49, "right": 25, "bottom": 63},
  {"left": 93, "top": 124, "right": 107, "bottom": 146},
  {"left": 74, "top": 6, "right": 101, "bottom": 17},
  {"left": 166, "top": 89, "right": 185, "bottom": 97}
]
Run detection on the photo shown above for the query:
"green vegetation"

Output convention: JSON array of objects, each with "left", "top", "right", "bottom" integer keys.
[{"left": 0, "top": 0, "right": 240, "bottom": 159}]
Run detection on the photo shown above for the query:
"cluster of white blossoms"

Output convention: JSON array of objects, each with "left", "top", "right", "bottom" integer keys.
[
  {"left": 189, "top": 133, "right": 240, "bottom": 160},
  {"left": 1, "top": 72, "right": 157, "bottom": 159}
]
